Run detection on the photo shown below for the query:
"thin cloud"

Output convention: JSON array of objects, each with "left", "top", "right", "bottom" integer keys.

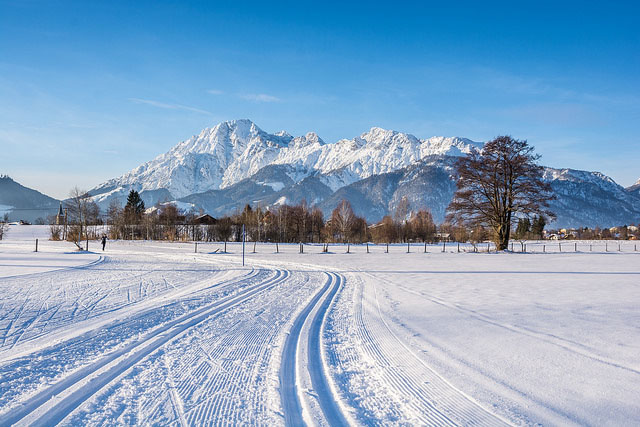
[
  {"left": 129, "top": 98, "right": 213, "bottom": 115},
  {"left": 207, "top": 89, "right": 224, "bottom": 95},
  {"left": 240, "top": 93, "right": 281, "bottom": 103}
]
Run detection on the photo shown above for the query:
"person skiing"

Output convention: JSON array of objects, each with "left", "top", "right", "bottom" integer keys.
[{"left": 101, "top": 235, "right": 107, "bottom": 251}]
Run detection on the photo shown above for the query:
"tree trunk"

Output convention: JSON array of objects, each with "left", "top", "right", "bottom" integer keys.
[{"left": 495, "top": 222, "right": 510, "bottom": 251}]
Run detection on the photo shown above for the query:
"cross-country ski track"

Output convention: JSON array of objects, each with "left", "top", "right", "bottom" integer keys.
[
  {"left": 1, "top": 268, "right": 289, "bottom": 425},
  {"left": 1, "top": 232, "right": 639, "bottom": 425},
  {"left": 279, "top": 271, "right": 348, "bottom": 426}
]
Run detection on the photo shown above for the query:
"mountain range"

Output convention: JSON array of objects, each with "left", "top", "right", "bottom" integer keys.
[
  {"left": 86, "top": 119, "right": 639, "bottom": 228},
  {"left": 2, "top": 120, "right": 638, "bottom": 228}
]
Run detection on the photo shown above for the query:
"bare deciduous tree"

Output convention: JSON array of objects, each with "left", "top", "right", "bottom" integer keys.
[
  {"left": 67, "top": 187, "right": 100, "bottom": 242},
  {"left": 331, "top": 199, "right": 356, "bottom": 242},
  {"left": 446, "top": 136, "right": 555, "bottom": 250},
  {"left": 410, "top": 209, "right": 436, "bottom": 242}
]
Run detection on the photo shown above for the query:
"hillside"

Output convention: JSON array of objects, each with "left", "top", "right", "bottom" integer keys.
[{"left": 0, "top": 176, "right": 60, "bottom": 223}]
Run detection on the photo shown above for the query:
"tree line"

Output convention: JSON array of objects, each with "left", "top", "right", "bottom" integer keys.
[
  {"left": 104, "top": 193, "right": 442, "bottom": 244},
  {"left": 50, "top": 188, "right": 444, "bottom": 244}
]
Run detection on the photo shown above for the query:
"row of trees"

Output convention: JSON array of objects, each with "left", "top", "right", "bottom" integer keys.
[
  {"left": 513, "top": 216, "right": 547, "bottom": 240},
  {"left": 51, "top": 187, "right": 443, "bottom": 244}
]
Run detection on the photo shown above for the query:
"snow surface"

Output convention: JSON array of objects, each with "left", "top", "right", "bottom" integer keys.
[
  {"left": 0, "top": 224, "right": 100, "bottom": 278},
  {"left": 1, "top": 227, "right": 639, "bottom": 425}
]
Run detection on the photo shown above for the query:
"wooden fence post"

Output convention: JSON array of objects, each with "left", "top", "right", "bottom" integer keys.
[
  {"left": 386, "top": 243, "right": 389, "bottom": 253},
  {"left": 276, "top": 242, "right": 279, "bottom": 253},
  {"left": 407, "top": 242, "right": 410, "bottom": 253},
  {"left": 195, "top": 242, "right": 197, "bottom": 253},
  {"left": 35, "top": 238, "right": 38, "bottom": 252},
  {"left": 367, "top": 242, "right": 369, "bottom": 253}
]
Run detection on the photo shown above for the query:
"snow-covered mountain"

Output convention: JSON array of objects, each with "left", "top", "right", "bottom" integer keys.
[
  {"left": 90, "top": 120, "right": 293, "bottom": 206},
  {"left": 89, "top": 119, "right": 481, "bottom": 208},
  {"left": 627, "top": 178, "right": 640, "bottom": 198},
  {"left": 89, "top": 119, "right": 640, "bottom": 228},
  {"left": 543, "top": 169, "right": 640, "bottom": 228}
]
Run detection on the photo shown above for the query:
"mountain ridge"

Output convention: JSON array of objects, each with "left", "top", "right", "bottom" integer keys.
[
  {"left": 89, "top": 119, "right": 482, "bottom": 204},
  {"left": 0, "top": 176, "right": 60, "bottom": 222},
  {"left": 85, "top": 120, "right": 640, "bottom": 228}
]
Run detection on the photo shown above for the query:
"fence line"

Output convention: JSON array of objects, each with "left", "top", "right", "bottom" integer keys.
[{"left": 173, "top": 240, "right": 638, "bottom": 255}]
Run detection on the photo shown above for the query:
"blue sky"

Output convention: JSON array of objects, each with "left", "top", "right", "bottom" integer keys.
[{"left": 1, "top": 0, "right": 638, "bottom": 199}]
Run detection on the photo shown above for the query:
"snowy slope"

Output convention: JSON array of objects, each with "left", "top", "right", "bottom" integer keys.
[
  {"left": 317, "top": 156, "right": 457, "bottom": 223},
  {"left": 544, "top": 168, "right": 640, "bottom": 228},
  {"left": 90, "top": 119, "right": 293, "bottom": 203},
  {"left": 88, "top": 120, "right": 482, "bottom": 207},
  {"left": 627, "top": 178, "right": 640, "bottom": 197},
  {"left": 272, "top": 127, "right": 480, "bottom": 191}
]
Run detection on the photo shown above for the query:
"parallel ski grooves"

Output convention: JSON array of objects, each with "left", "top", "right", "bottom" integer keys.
[
  {"left": 279, "top": 272, "right": 347, "bottom": 426},
  {"left": 307, "top": 272, "right": 348, "bottom": 425},
  {"left": 0, "top": 269, "right": 289, "bottom": 426}
]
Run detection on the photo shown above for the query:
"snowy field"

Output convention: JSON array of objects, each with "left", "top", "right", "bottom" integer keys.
[{"left": 0, "top": 225, "right": 639, "bottom": 425}]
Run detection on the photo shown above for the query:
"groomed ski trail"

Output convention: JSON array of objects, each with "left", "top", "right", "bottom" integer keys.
[
  {"left": 280, "top": 271, "right": 348, "bottom": 426},
  {"left": 0, "top": 268, "right": 290, "bottom": 426},
  {"left": 326, "top": 272, "right": 512, "bottom": 426}
]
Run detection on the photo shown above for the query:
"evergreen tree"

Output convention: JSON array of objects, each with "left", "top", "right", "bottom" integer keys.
[
  {"left": 124, "top": 190, "right": 145, "bottom": 218},
  {"left": 531, "top": 215, "right": 546, "bottom": 239},
  {"left": 515, "top": 217, "right": 531, "bottom": 239}
]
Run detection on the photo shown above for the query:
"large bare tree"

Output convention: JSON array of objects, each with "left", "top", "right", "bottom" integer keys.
[{"left": 446, "top": 135, "right": 555, "bottom": 250}]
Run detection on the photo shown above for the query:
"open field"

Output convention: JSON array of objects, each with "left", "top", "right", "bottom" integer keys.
[{"left": 1, "top": 225, "right": 639, "bottom": 425}]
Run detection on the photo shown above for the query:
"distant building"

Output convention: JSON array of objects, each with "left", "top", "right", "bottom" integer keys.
[
  {"left": 56, "top": 202, "right": 65, "bottom": 225},
  {"left": 436, "top": 232, "right": 450, "bottom": 241},
  {"left": 194, "top": 214, "right": 217, "bottom": 225}
]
